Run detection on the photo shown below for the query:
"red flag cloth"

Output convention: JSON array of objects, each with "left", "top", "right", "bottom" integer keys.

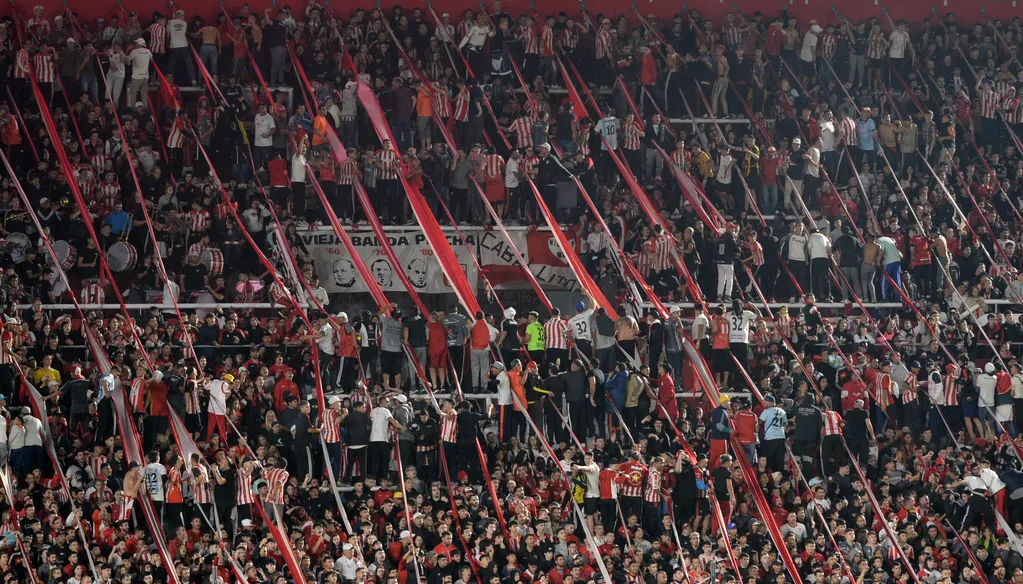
[
  {"left": 525, "top": 179, "right": 617, "bottom": 318},
  {"left": 352, "top": 79, "right": 481, "bottom": 316}
]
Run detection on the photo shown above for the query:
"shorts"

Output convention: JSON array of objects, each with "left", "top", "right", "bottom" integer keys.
[
  {"left": 430, "top": 351, "right": 449, "bottom": 369},
  {"left": 712, "top": 348, "right": 732, "bottom": 372},
  {"left": 962, "top": 401, "right": 978, "bottom": 418},
  {"left": 584, "top": 497, "right": 599, "bottom": 515},
  {"left": 381, "top": 350, "right": 403, "bottom": 376},
  {"left": 417, "top": 115, "right": 432, "bottom": 138}
]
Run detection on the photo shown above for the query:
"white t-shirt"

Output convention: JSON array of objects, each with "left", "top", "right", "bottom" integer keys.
[
  {"left": 597, "top": 117, "right": 620, "bottom": 151},
  {"left": 127, "top": 48, "right": 153, "bottom": 79},
  {"left": 819, "top": 120, "right": 836, "bottom": 152},
  {"left": 805, "top": 146, "right": 821, "bottom": 178},
  {"left": 291, "top": 153, "right": 307, "bottom": 182},
  {"left": 107, "top": 51, "right": 129, "bottom": 76},
  {"left": 889, "top": 30, "right": 909, "bottom": 58},
  {"left": 206, "top": 379, "right": 230, "bottom": 415},
  {"left": 716, "top": 154, "right": 733, "bottom": 184},
  {"left": 728, "top": 310, "right": 757, "bottom": 344},
  {"left": 568, "top": 309, "right": 595, "bottom": 341},
  {"left": 253, "top": 113, "right": 275, "bottom": 148},
  {"left": 143, "top": 462, "right": 167, "bottom": 501},
  {"left": 317, "top": 323, "right": 335, "bottom": 355},
  {"left": 808, "top": 232, "right": 831, "bottom": 260},
  {"left": 800, "top": 31, "right": 818, "bottom": 62},
  {"left": 369, "top": 407, "right": 394, "bottom": 442},
  {"left": 505, "top": 157, "right": 520, "bottom": 188},
  {"left": 167, "top": 19, "right": 189, "bottom": 49}
]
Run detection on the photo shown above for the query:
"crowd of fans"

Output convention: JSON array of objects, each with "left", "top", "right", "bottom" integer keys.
[{"left": 2, "top": 4, "right": 1023, "bottom": 584}]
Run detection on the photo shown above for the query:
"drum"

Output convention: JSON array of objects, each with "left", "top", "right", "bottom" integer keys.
[
  {"left": 107, "top": 242, "right": 138, "bottom": 272},
  {"left": 200, "top": 248, "right": 224, "bottom": 276},
  {"left": 51, "top": 240, "right": 77, "bottom": 270},
  {"left": 3, "top": 232, "right": 32, "bottom": 263}
]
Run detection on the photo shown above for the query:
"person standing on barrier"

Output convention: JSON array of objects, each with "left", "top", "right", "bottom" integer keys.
[
  {"left": 663, "top": 308, "right": 685, "bottom": 388},
  {"left": 792, "top": 393, "right": 823, "bottom": 476},
  {"left": 842, "top": 398, "right": 873, "bottom": 470},
  {"left": 758, "top": 394, "right": 787, "bottom": 473}
]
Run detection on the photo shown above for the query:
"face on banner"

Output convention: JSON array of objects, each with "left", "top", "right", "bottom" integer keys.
[
  {"left": 305, "top": 227, "right": 583, "bottom": 293},
  {"left": 303, "top": 228, "right": 480, "bottom": 294}
]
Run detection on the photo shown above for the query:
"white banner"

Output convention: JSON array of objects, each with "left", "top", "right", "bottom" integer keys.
[
  {"left": 299, "top": 227, "right": 583, "bottom": 295},
  {"left": 299, "top": 229, "right": 480, "bottom": 295}
]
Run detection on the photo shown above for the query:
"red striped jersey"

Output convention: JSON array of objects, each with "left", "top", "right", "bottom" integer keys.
[
  {"left": 439, "top": 410, "right": 457, "bottom": 443},
  {"left": 509, "top": 116, "right": 533, "bottom": 149},
  {"left": 186, "top": 209, "right": 211, "bottom": 232},
  {"left": 746, "top": 241, "right": 765, "bottom": 266},
  {"left": 129, "top": 378, "right": 145, "bottom": 412},
  {"left": 148, "top": 22, "right": 167, "bottom": 54},
  {"left": 97, "top": 180, "right": 121, "bottom": 203},
  {"left": 453, "top": 88, "right": 470, "bottom": 123},
  {"left": 0, "top": 341, "right": 15, "bottom": 365},
  {"left": 561, "top": 27, "right": 580, "bottom": 50},
  {"left": 649, "top": 234, "right": 673, "bottom": 271},
  {"left": 540, "top": 25, "right": 555, "bottom": 56},
  {"left": 822, "top": 410, "right": 843, "bottom": 435},
  {"left": 33, "top": 52, "right": 56, "bottom": 83},
  {"left": 866, "top": 30, "right": 886, "bottom": 59},
  {"left": 457, "top": 19, "right": 473, "bottom": 40},
  {"left": 616, "top": 460, "right": 647, "bottom": 497},
  {"left": 874, "top": 372, "right": 893, "bottom": 408},
  {"left": 543, "top": 317, "right": 570, "bottom": 350},
  {"left": 338, "top": 159, "right": 358, "bottom": 184},
  {"left": 819, "top": 33, "right": 836, "bottom": 60},
  {"left": 235, "top": 468, "right": 256, "bottom": 505},
  {"left": 723, "top": 24, "right": 743, "bottom": 47},
  {"left": 521, "top": 26, "right": 538, "bottom": 54},
  {"left": 631, "top": 249, "right": 652, "bottom": 279},
  {"left": 187, "top": 242, "right": 208, "bottom": 259},
  {"left": 1003, "top": 96, "right": 1021, "bottom": 124},
  {"left": 522, "top": 155, "right": 539, "bottom": 178},
  {"left": 433, "top": 88, "right": 452, "bottom": 119},
  {"left": 943, "top": 370, "right": 959, "bottom": 406},
  {"left": 839, "top": 117, "right": 858, "bottom": 147},
  {"left": 622, "top": 121, "right": 643, "bottom": 151},
  {"left": 484, "top": 153, "right": 505, "bottom": 178},
  {"left": 91, "top": 154, "right": 108, "bottom": 175},
  {"left": 377, "top": 149, "right": 400, "bottom": 180},
  {"left": 670, "top": 148, "right": 690, "bottom": 171},
  {"left": 352, "top": 52, "right": 373, "bottom": 72},
  {"left": 81, "top": 282, "right": 105, "bottom": 305},
  {"left": 264, "top": 467, "right": 289, "bottom": 504},
  {"left": 595, "top": 28, "right": 612, "bottom": 60},
  {"left": 14, "top": 49, "right": 31, "bottom": 79},
  {"left": 192, "top": 463, "right": 213, "bottom": 504},
  {"left": 183, "top": 381, "right": 200, "bottom": 414},
  {"left": 902, "top": 374, "right": 918, "bottom": 404},
  {"left": 322, "top": 408, "right": 342, "bottom": 443},
  {"left": 980, "top": 87, "right": 1000, "bottom": 119},
  {"left": 166, "top": 117, "right": 186, "bottom": 149},
  {"left": 90, "top": 454, "right": 108, "bottom": 479},
  {"left": 643, "top": 466, "right": 662, "bottom": 503}
]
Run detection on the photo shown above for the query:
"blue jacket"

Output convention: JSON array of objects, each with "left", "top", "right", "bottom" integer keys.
[
  {"left": 604, "top": 371, "right": 627, "bottom": 414},
  {"left": 710, "top": 405, "right": 731, "bottom": 440}
]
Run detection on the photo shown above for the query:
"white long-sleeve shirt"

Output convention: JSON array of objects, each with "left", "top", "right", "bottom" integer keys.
[{"left": 459, "top": 24, "right": 492, "bottom": 50}]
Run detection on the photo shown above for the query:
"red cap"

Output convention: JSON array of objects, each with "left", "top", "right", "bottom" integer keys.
[{"left": 526, "top": 361, "right": 538, "bottom": 370}]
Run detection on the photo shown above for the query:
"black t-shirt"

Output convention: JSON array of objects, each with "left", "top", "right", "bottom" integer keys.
[
  {"left": 563, "top": 369, "right": 588, "bottom": 402},
  {"left": 843, "top": 408, "right": 869, "bottom": 442},
  {"left": 555, "top": 110, "right": 575, "bottom": 141},
  {"left": 501, "top": 319, "right": 520, "bottom": 351},
  {"left": 404, "top": 316, "right": 427, "bottom": 348},
  {"left": 716, "top": 235, "right": 738, "bottom": 264},
  {"left": 712, "top": 466, "right": 732, "bottom": 500},
  {"left": 180, "top": 262, "right": 209, "bottom": 291}
]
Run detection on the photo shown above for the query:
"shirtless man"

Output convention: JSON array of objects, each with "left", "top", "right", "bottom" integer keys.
[
  {"left": 193, "top": 21, "right": 222, "bottom": 75},
  {"left": 118, "top": 461, "right": 143, "bottom": 522},
  {"left": 614, "top": 314, "right": 640, "bottom": 365},
  {"left": 710, "top": 44, "right": 731, "bottom": 118}
]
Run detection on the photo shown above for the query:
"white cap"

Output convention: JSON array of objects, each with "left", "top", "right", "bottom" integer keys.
[
  {"left": 504, "top": 307, "right": 517, "bottom": 319},
  {"left": 241, "top": 519, "right": 253, "bottom": 527},
  {"left": 395, "top": 395, "right": 408, "bottom": 404},
  {"left": 343, "top": 543, "right": 354, "bottom": 551},
  {"left": 152, "top": 370, "right": 164, "bottom": 381},
  {"left": 985, "top": 362, "right": 995, "bottom": 373},
  {"left": 328, "top": 396, "right": 342, "bottom": 405},
  {"left": 400, "top": 530, "right": 411, "bottom": 539},
  {"left": 336, "top": 312, "right": 348, "bottom": 320},
  {"left": 137, "top": 38, "right": 146, "bottom": 46}
]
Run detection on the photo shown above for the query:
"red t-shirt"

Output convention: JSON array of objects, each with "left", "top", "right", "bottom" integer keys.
[
  {"left": 427, "top": 321, "right": 447, "bottom": 354},
  {"left": 733, "top": 410, "right": 758, "bottom": 445},
  {"left": 268, "top": 159, "right": 290, "bottom": 188}
]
